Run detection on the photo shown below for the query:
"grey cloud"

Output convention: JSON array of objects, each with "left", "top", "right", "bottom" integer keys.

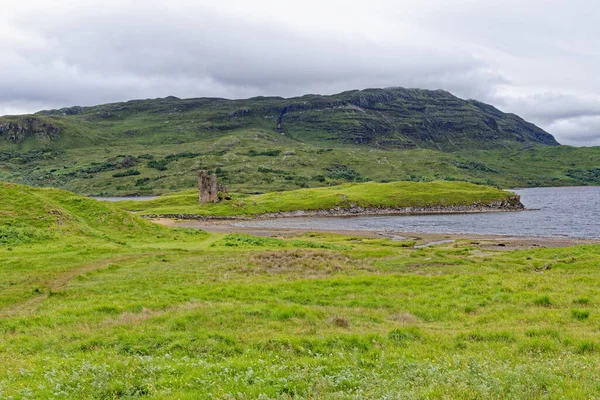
[
  {"left": 1, "top": 4, "right": 502, "bottom": 105},
  {"left": 547, "top": 116, "right": 600, "bottom": 146},
  {"left": 0, "top": 0, "right": 599, "bottom": 146},
  {"left": 486, "top": 93, "right": 600, "bottom": 145}
]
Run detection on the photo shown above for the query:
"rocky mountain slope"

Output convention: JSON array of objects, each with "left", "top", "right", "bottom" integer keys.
[{"left": 0, "top": 87, "right": 558, "bottom": 151}]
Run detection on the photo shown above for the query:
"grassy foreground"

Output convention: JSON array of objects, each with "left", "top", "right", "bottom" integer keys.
[
  {"left": 2, "top": 182, "right": 600, "bottom": 398},
  {"left": 117, "top": 180, "right": 517, "bottom": 217}
]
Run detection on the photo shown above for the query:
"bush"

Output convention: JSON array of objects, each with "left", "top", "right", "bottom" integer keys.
[
  {"left": 248, "top": 149, "right": 281, "bottom": 157},
  {"left": 453, "top": 160, "right": 498, "bottom": 173},
  {"left": 566, "top": 168, "right": 600, "bottom": 184},
  {"left": 81, "top": 155, "right": 139, "bottom": 174},
  {"left": 148, "top": 160, "right": 169, "bottom": 171},
  {"left": 135, "top": 177, "right": 151, "bottom": 186},
  {"left": 112, "top": 169, "right": 141, "bottom": 178},
  {"left": 0, "top": 149, "right": 59, "bottom": 163},
  {"left": 164, "top": 152, "right": 201, "bottom": 161},
  {"left": 327, "top": 163, "right": 362, "bottom": 181},
  {"left": 258, "top": 166, "right": 286, "bottom": 174}
]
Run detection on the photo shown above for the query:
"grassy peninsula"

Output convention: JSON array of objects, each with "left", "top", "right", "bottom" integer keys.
[
  {"left": 117, "top": 180, "right": 520, "bottom": 218},
  {"left": 1, "top": 182, "right": 600, "bottom": 398}
]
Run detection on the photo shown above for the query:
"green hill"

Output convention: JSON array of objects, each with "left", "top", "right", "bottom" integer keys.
[
  {"left": 0, "top": 181, "right": 169, "bottom": 246},
  {"left": 0, "top": 87, "right": 598, "bottom": 196}
]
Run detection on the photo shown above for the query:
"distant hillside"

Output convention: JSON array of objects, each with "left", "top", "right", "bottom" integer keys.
[
  {"left": 0, "top": 87, "right": 597, "bottom": 196},
  {"left": 0, "top": 87, "right": 558, "bottom": 151}
]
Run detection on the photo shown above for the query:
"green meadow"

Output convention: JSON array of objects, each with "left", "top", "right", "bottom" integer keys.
[{"left": 1, "top": 182, "right": 600, "bottom": 398}]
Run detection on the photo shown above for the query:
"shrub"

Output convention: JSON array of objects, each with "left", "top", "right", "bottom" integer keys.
[
  {"left": 135, "top": 177, "right": 151, "bottom": 186},
  {"left": 258, "top": 166, "right": 286, "bottom": 174},
  {"left": 81, "top": 155, "right": 139, "bottom": 174},
  {"left": 326, "top": 163, "right": 362, "bottom": 181},
  {"left": 248, "top": 149, "right": 281, "bottom": 157},
  {"left": 164, "top": 152, "right": 201, "bottom": 161},
  {"left": 566, "top": 168, "right": 600, "bottom": 184},
  {"left": 148, "top": 160, "right": 169, "bottom": 171},
  {"left": 112, "top": 169, "right": 141, "bottom": 178},
  {"left": 0, "top": 149, "right": 59, "bottom": 163},
  {"left": 453, "top": 160, "right": 498, "bottom": 173}
]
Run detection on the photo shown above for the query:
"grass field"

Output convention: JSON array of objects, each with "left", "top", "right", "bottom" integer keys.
[
  {"left": 117, "top": 181, "right": 518, "bottom": 217},
  {"left": 2, "top": 182, "right": 600, "bottom": 398}
]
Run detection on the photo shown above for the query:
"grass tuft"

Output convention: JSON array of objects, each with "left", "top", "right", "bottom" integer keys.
[
  {"left": 533, "top": 295, "right": 553, "bottom": 307},
  {"left": 571, "top": 309, "right": 590, "bottom": 321}
]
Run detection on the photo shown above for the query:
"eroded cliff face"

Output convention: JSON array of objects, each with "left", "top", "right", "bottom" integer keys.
[{"left": 0, "top": 117, "right": 61, "bottom": 143}]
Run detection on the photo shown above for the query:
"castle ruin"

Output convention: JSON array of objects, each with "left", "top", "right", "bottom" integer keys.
[{"left": 198, "top": 170, "right": 218, "bottom": 203}]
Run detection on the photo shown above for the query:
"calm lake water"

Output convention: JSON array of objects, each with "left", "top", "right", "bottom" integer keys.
[{"left": 237, "top": 187, "right": 600, "bottom": 239}]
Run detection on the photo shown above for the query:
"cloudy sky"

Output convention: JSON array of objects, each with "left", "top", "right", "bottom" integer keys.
[{"left": 1, "top": 0, "right": 599, "bottom": 146}]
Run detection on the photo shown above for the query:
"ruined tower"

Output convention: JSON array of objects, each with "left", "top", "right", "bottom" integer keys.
[{"left": 198, "top": 170, "right": 218, "bottom": 203}]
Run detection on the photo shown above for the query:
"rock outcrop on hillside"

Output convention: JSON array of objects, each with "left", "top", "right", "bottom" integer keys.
[{"left": 0, "top": 117, "right": 61, "bottom": 143}]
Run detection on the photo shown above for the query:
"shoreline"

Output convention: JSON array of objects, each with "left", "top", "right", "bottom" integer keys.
[
  {"left": 141, "top": 200, "right": 525, "bottom": 221},
  {"left": 153, "top": 217, "right": 598, "bottom": 250}
]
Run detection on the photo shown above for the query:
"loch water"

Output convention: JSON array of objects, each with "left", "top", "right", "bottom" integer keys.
[{"left": 237, "top": 187, "right": 600, "bottom": 239}]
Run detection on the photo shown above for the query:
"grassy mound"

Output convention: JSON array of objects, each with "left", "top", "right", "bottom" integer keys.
[
  {"left": 117, "top": 180, "right": 518, "bottom": 217},
  {"left": 0, "top": 181, "right": 168, "bottom": 245}
]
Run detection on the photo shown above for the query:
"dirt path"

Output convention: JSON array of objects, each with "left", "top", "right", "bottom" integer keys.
[{"left": 0, "top": 253, "right": 153, "bottom": 318}]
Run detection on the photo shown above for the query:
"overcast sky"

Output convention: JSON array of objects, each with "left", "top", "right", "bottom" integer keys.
[{"left": 1, "top": 0, "right": 599, "bottom": 146}]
